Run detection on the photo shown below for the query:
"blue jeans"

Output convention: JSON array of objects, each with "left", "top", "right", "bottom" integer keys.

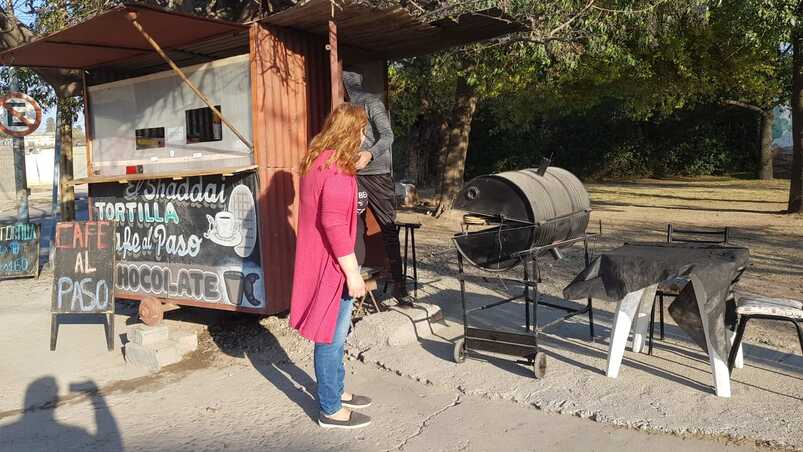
[{"left": 314, "top": 296, "right": 353, "bottom": 416}]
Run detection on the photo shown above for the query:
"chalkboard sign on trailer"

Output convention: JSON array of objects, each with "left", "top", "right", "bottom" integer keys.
[
  {"left": 89, "top": 172, "right": 266, "bottom": 311},
  {"left": 50, "top": 220, "right": 116, "bottom": 351},
  {"left": 0, "top": 222, "right": 40, "bottom": 280}
]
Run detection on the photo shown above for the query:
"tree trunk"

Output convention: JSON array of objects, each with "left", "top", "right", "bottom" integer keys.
[
  {"left": 58, "top": 100, "right": 75, "bottom": 221},
  {"left": 789, "top": 28, "right": 803, "bottom": 213},
  {"left": 405, "top": 113, "right": 422, "bottom": 183},
  {"left": 406, "top": 105, "right": 448, "bottom": 188},
  {"left": 435, "top": 74, "right": 478, "bottom": 217},
  {"left": 433, "top": 118, "right": 450, "bottom": 183},
  {"left": 758, "top": 109, "right": 774, "bottom": 180}
]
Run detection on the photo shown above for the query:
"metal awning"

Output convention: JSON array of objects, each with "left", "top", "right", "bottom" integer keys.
[
  {"left": 262, "top": 0, "right": 521, "bottom": 60},
  {"left": 0, "top": 1, "right": 519, "bottom": 82},
  {"left": 0, "top": 4, "right": 247, "bottom": 70}
]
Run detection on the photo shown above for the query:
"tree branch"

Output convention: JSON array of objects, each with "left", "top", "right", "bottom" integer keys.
[
  {"left": 548, "top": 0, "right": 595, "bottom": 39},
  {"left": 723, "top": 100, "right": 767, "bottom": 115},
  {"left": 590, "top": 0, "right": 667, "bottom": 14}
]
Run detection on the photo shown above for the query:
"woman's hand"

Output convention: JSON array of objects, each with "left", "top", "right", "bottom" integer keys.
[
  {"left": 355, "top": 151, "right": 372, "bottom": 170},
  {"left": 345, "top": 270, "right": 366, "bottom": 299},
  {"left": 336, "top": 253, "right": 365, "bottom": 299}
]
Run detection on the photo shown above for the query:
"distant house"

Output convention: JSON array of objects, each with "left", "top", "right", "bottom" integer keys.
[{"left": 772, "top": 106, "right": 792, "bottom": 149}]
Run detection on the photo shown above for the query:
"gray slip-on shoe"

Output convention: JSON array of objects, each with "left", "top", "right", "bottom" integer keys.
[
  {"left": 341, "top": 394, "right": 372, "bottom": 409},
  {"left": 318, "top": 411, "right": 372, "bottom": 430}
]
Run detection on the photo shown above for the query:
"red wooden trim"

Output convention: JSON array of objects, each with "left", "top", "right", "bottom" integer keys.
[
  {"left": 116, "top": 291, "right": 272, "bottom": 315},
  {"left": 328, "top": 20, "right": 343, "bottom": 109}
]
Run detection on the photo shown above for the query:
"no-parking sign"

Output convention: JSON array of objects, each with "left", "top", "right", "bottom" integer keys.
[{"left": 0, "top": 92, "right": 42, "bottom": 137}]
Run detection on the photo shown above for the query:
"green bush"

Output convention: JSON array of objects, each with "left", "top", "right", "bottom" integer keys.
[{"left": 461, "top": 102, "right": 757, "bottom": 182}]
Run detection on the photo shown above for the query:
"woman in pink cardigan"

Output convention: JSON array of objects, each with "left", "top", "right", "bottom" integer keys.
[{"left": 290, "top": 103, "right": 373, "bottom": 429}]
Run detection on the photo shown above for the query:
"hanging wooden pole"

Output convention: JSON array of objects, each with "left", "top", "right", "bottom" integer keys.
[
  {"left": 126, "top": 11, "right": 254, "bottom": 150},
  {"left": 328, "top": 19, "right": 343, "bottom": 109},
  {"left": 82, "top": 71, "right": 94, "bottom": 177}
]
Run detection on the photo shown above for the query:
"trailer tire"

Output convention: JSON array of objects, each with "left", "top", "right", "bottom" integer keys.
[
  {"left": 533, "top": 352, "right": 547, "bottom": 378},
  {"left": 139, "top": 296, "right": 164, "bottom": 326},
  {"left": 453, "top": 338, "right": 466, "bottom": 363}
]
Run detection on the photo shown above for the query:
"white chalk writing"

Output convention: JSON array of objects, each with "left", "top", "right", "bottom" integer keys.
[
  {"left": 0, "top": 223, "right": 36, "bottom": 241},
  {"left": 94, "top": 201, "right": 180, "bottom": 224},
  {"left": 116, "top": 263, "right": 221, "bottom": 302},
  {"left": 123, "top": 178, "right": 226, "bottom": 205},
  {"left": 56, "top": 276, "right": 110, "bottom": 312}
]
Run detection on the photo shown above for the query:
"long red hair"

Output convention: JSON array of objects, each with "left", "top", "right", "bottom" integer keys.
[{"left": 300, "top": 103, "right": 368, "bottom": 175}]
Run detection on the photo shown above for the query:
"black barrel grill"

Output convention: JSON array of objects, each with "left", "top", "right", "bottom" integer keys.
[
  {"left": 451, "top": 166, "right": 596, "bottom": 377},
  {"left": 453, "top": 167, "right": 591, "bottom": 271}
]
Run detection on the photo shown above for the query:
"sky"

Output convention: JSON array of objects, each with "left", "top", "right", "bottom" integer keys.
[{"left": 7, "top": 3, "right": 84, "bottom": 134}]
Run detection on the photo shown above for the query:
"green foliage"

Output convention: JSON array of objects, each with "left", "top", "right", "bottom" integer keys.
[
  {"left": 465, "top": 101, "right": 758, "bottom": 180},
  {"left": 0, "top": 66, "right": 57, "bottom": 111},
  {"left": 392, "top": 0, "right": 801, "bottom": 185},
  {"left": 0, "top": 1, "right": 87, "bottom": 115}
]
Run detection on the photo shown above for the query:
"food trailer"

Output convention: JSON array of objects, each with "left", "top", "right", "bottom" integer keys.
[{"left": 0, "top": 1, "right": 516, "bottom": 316}]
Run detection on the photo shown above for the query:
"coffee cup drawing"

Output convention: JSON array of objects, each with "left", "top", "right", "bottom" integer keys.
[
  {"left": 223, "top": 270, "right": 245, "bottom": 305},
  {"left": 205, "top": 211, "right": 243, "bottom": 247}
]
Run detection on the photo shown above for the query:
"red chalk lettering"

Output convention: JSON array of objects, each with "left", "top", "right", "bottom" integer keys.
[
  {"left": 55, "top": 223, "right": 73, "bottom": 249},
  {"left": 97, "top": 221, "right": 109, "bottom": 249},
  {"left": 73, "top": 222, "right": 85, "bottom": 249}
]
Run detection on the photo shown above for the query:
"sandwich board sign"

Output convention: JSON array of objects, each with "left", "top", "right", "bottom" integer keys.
[
  {"left": 0, "top": 222, "right": 40, "bottom": 280},
  {"left": 50, "top": 221, "right": 116, "bottom": 351}
]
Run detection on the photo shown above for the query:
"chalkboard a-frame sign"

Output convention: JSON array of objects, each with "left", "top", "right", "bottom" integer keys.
[
  {"left": 0, "top": 222, "right": 40, "bottom": 280},
  {"left": 50, "top": 221, "right": 116, "bottom": 351}
]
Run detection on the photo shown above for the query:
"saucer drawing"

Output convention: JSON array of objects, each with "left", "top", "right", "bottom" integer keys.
[{"left": 204, "top": 230, "right": 243, "bottom": 247}]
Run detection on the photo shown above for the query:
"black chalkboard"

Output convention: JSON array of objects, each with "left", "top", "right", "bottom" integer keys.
[
  {"left": 50, "top": 220, "right": 116, "bottom": 351},
  {"left": 0, "top": 222, "right": 40, "bottom": 280},
  {"left": 89, "top": 172, "right": 266, "bottom": 311}
]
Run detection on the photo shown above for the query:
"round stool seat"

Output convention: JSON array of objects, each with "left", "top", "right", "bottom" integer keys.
[{"left": 736, "top": 296, "right": 803, "bottom": 319}]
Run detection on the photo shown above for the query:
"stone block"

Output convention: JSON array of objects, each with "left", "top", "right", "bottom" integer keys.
[
  {"left": 349, "top": 302, "right": 444, "bottom": 351},
  {"left": 169, "top": 330, "right": 199, "bottom": 355},
  {"left": 127, "top": 324, "right": 169, "bottom": 347},
  {"left": 125, "top": 340, "right": 181, "bottom": 372}
]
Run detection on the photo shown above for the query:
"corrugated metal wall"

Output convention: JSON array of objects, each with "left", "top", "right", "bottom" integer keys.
[{"left": 250, "top": 23, "right": 331, "bottom": 314}]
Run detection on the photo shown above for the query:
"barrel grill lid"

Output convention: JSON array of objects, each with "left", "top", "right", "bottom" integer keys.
[
  {"left": 453, "top": 173, "right": 536, "bottom": 271},
  {"left": 453, "top": 175, "right": 533, "bottom": 224},
  {"left": 453, "top": 167, "right": 590, "bottom": 271}
]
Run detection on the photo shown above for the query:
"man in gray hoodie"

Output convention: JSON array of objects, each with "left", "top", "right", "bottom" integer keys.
[{"left": 343, "top": 69, "right": 412, "bottom": 306}]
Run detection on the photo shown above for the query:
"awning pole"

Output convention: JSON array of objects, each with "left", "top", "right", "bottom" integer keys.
[
  {"left": 328, "top": 1, "right": 343, "bottom": 109},
  {"left": 126, "top": 11, "right": 254, "bottom": 151}
]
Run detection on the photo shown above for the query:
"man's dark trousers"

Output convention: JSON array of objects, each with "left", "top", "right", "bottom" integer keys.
[{"left": 358, "top": 173, "right": 406, "bottom": 297}]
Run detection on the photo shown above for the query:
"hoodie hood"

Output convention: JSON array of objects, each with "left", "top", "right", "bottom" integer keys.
[{"left": 342, "top": 70, "right": 365, "bottom": 102}]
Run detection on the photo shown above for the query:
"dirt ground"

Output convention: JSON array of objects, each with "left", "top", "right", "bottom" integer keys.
[{"left": 1, "top": 177, "right": 801, "bottom": 451}]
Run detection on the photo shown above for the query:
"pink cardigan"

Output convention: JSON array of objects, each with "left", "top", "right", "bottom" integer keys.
[{"left": 290, "top": 150, "right": 357, "bottom": 344}]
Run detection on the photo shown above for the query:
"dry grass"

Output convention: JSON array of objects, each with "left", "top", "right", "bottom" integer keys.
[{"left": 587, "top": 177, "right": 803, "bottom": 299}]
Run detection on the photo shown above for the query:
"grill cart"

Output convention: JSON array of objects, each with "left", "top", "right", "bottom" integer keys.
[{"left": 450, "top": 166, "right": 596, "bottom": 378}]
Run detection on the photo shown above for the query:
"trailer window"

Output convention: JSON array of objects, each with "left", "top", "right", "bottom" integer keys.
[
  {"left": 186, "top": 105, "right": 223, "bottom": 143},
  {"left": 135, "top": 127, "right": 165, "bottom": 150}
]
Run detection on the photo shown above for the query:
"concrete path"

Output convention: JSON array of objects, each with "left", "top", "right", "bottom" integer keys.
[
  {"left": 349, "top": 259, "right": 803, "bottom": 451},
  {"left": 0, "top": 354, "right": 765, "bottom": 452}
]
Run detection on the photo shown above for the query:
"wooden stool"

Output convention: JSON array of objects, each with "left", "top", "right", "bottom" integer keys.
[
  {"left": 728, "top": 296, "right": 803, "bottom": 372},
  {"left": 396, "top": 221, "right": 421, "bottom": 291},
  {"left": 354, "top": 267, "right": 383, "bottom": 317}
]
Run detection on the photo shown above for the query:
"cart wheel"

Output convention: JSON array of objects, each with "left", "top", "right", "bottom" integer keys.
[
  {"left": 139, "top": 296, "right": 164, "bottom": 326},
  {"left": 452, "top": 338, "right": 466, "bottom": 364},
  {"left": 533, "top": 352, "right": 547, "bottom": 379}
]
